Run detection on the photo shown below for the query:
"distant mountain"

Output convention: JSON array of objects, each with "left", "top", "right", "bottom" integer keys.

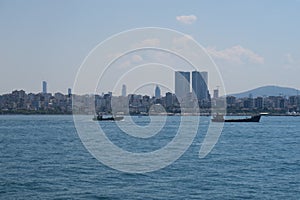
[{"left": 229, "top": 85, "right": 300, "bottom": 98}]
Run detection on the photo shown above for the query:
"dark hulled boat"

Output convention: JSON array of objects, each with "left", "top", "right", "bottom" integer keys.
[
  {"left": 93, "top": 115, "right": 124, "bottom": 121},
  {"left": 212, "top": 114, "right": 261, "bottom": 122}
]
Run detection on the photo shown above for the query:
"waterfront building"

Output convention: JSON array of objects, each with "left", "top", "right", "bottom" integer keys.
[
  {"left": 254, "top": 97, "right": 263, "bottom": 109},
  {"left": 213, "top": 89, "right": 219, "bottom": 99},
  {"left": 226, "top": 96, "right": 236, "bottom": 107},
  {"left": 122, "top": 84, "right": 126, "bottom": 97},
  {"left": 68, "top": 88, "right": 72, "bottom": 96},
  {"left": 42, "top": 81, "right": 47, "bottom": 94},
  {"left": 175, "top": 71, "right": 190, "bottom": 101},
  {"left": 192, "top": 71, "right": 208, "bottom": 101},
  {"left": 165, "top": 92, "right": 173, "bottom": 107},
  {"left": 155, "top": 85, "right": 161, "bottom": 99}
]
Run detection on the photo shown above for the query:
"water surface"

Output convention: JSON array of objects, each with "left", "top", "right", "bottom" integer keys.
[{"left": 0, "top": 115, "right": 299, "bottom": 199}]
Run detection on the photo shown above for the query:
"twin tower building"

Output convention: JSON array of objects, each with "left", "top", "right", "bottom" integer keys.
[{"left": 175, "top": 71, "right": 209, "bottom": 102}]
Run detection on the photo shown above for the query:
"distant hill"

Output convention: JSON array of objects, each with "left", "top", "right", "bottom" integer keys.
[{"left": 229, "top": 86, "right": 300, "bottom": 98}]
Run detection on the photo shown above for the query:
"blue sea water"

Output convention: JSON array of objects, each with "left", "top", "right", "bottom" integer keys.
[{"left": 0, "top": 115, "right": 299, "bottom": 199}]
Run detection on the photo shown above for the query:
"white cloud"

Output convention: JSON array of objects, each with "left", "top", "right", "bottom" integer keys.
[
  {"left": 176, "top": 15, "right": 197, "bottom": 24},
  {"left": 172, "top": 34, "right": 194, "bottom": 49},
  {"left": 131, "top": 38, "right": 160, "bottom": 50},
  {"left": 207, "top": 45, "right": 264, "bottom": 65},
  {"left": 138, "top": 38, "right": 160, "bottom": 47},
  {"left": 131, "top": 54, "right": 143, "bottom": 63}
]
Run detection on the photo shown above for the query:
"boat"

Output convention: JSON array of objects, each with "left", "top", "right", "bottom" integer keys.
[
  {"left": 93, "top": 114, "right": 124, "bottom": 121},
  {"left": 212, "top": 114, "right": 261, "bottom": 122}
]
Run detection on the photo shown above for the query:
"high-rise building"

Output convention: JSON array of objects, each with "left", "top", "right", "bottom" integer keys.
[
  {"left": 155, "top": 85, "right": 161, "bottom": 98},
  {"left": 213, "top": 89, "right": 219, "bottom": 99},
  {"left": 200, "top": 72, "right": 208, "bottom": 86},
  {"left": 192, "top": 71, "right": 208, "bottom": 101},
  {"left": 175, "top": 71, "right": 190, "bottom": 101},
  {"left": 42, "top": 81, "right": 47, "bottom": 94},
  {"left": 122, "top": 84, "right": 127, "bottom": 97},
  {"left": 68, "top": 88, "right": 72, "bottom": 96},
  {"left": 165, "top": 92, "right": 173, "bottom": 108},
  {"left": 254, "top": 97, "right": 263, "bottom": 109}
]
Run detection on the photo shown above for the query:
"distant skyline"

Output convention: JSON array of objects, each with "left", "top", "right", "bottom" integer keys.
[{"left": 1, "top": 0, "right": 299, "bottom": 95}]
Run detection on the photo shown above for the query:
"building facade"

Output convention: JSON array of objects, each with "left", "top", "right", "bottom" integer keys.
[
  {"left": 122, "top": 84, "right": 126, "bottom": 97},
  {"left": 192, "top": 71, "right": 208, "bottom": 101},
  {"left": 42, "top": 81, "right": 47, "bottom": 94},
  {"left": 155, "top": 85, "right": 161, "bottom": 99},
  {"left": 175, "top": 71, "right": 190, "bottom": 101}
]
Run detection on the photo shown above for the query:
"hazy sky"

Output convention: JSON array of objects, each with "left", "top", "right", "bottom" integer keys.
[{"left": 0, "top": 0, "right": 299, "bottom": 95}]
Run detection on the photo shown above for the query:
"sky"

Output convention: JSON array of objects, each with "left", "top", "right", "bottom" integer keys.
[{"left": 0, "top": 0, "right": 299, "bottom": 95}]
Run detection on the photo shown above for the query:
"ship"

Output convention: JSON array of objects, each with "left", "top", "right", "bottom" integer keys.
[
  {"left": 212, "top": 114, "right": 261, "bottom": 122},
  {"left": 93, "top": 114, "right": 124, "bottom": 121}
]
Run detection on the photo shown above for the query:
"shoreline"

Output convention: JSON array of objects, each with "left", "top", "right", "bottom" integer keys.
[{"left": 0, "top": 112, "right": 299, "bottom": 117}]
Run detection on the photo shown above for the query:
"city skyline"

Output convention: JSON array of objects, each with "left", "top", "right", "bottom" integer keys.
[
  {"left": 1, "top": 79, "right": 300, "bottom": 98},
  {"left": 1, "top": 2, "right": 299, "bottom": 198},
  {"left": 1, "top": 73, "right": 299, "bottom": 115},
  {"left": 0, "top": 1, "right": 299, "bottom": 95},
  {"left": 1, "top": 86, "right": 299, "bottom": 115}
]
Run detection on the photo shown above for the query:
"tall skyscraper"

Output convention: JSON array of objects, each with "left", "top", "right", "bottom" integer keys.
[
  {"left": 42, "top": 81, "right": 47, "bottom": 94},
  {"left": 122, "top": 84, "right": 127, "bottom": 97},
  {"left": 200, "top": 72, "right": 208, "bottom": 86},
  {"left": 165, "top": 92, "right": 173, "bottom": 108},
  {"left": 175, "top": 71, "right": 190, "bottom": 101},
  {"left": 68, "top": 88, "right": 72, "bottom": 96},
  {"left": 155, "top": 85, "right": 161, "bottom": 98},
  {"left": 192, "top": 71, "right": 208, "bottom": 101},
  {"left": 213, "top": 89, "right": 219, "bottom": 99}
]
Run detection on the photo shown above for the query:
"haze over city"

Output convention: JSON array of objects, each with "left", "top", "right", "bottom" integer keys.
[
  {"left": 0, "top": 0, "right": 299, "bottom": 95},
  {"left": 1, "top": 1, "right": 300, "bottom": 199}
]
